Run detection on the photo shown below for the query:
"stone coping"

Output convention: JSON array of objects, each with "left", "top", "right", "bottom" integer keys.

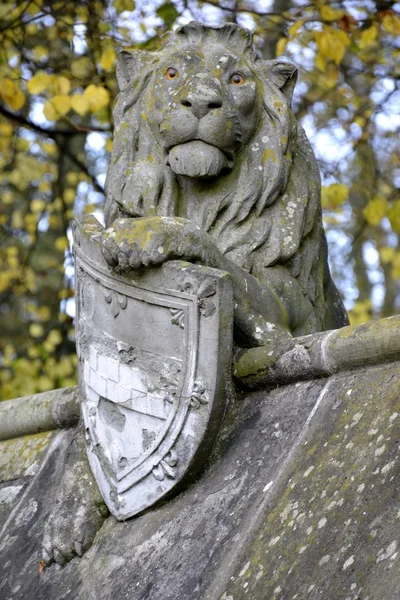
[
  {"left": 1, "top": 316, "right": 399, "bottom": 441},
  {"left": 0, "top": 386, "right": 79, "bottom": 442},
  {"left": 235, "top": 315, "right": 400, "bottom": 388}
]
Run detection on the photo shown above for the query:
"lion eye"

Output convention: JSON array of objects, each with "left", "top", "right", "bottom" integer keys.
[
  {"left": 166, "top": 67, "right": 179, "bottom": 80},
  {"left": 230, "top": 72, "right": 245, "bottom": 85}
]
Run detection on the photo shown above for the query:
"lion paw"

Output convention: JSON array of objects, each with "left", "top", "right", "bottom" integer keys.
[
  {"left": 42, "top": 429, "right": 109, "bottom": 566},
  {"left": 101, "top": 216, "right": 207, "bottom": 271}
]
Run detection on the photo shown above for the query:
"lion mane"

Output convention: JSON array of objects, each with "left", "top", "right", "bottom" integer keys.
[{"left": 105, "top": 22, "right": 347, "bottom": 336}]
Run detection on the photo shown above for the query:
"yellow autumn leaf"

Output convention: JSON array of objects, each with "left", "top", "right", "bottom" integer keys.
[
  {"left": 11, "top": 210, "right": 23, "bottom": 228},
  {"left": 320, "top": 6, "right": 339, "bottom": 21},
  {"left": 114, "top": 0, "right": 136, "bottom": 11},
  {"left": 48, "top": 214, "right": 60, "bottom": 227},
  {"left": 27, "top": 0, "right": 43, "bottom": 15},
  {"left": 42, "top": 101, "right": 56, "bottom": 120},
  {"left": 54, "top": 75, "right": 71, "bottom": 95},
  {"left": 38, "top": 180, "right": 51, "bottom": 193},
  {"left": 316, "top": 31, "right": 342, "bottom": 64},
  {"left": 3, "top": 190, "right": 13, "bottom": 204},
  {"left": 38, "top": 305, "right": 51, "bottom": 321},
  {"left": 391, "top": 253, "right": 400, "bottom": 279},
  {"left": 15, "top": 138, "right": 30, "bottom": 151},
  {"left": 380, "top": 246, "right": 395, "bottom": 264},
  {"left": 46, "top": 329, "right": 62, "bottom": 346},
  {"left": 0, "top": 122, "right": 13, "bottom": 135},
  {"left": 41, "top": 141, "right": 57, "bottom": 155},
  {"left": 382, "top": 14, "right": 400, "bottom": 35},
  {"left": 25, "top": 214, "right": 37, "bottom": 234},
  {"left": 26, "top": 23, "right": 38, "bottom": 35},
  {"left": 333, "top": 29, "right": 351, "bottom": 46},
  {"left": 29, "top": 323, "right": 44, "bottom": 338},
  {"left": 76, "top": 6, "right": 89, "bottom": 20},
  {"left": 27, "top": 72, "right": 52, "bottom": 94},
  {"left": 363, "top": 196, "right": 388, "bottom": 225},
  {"left": 27, "top": 346, "right": 40, "bottom": 359},
  {"left": 354, "top": 116, "right": 366, "bottom": 128},
  {"left": 55, "top": 236, "right": 69, "bottom": 251},
  {"left": 359, "top": 25, "right": 379, "bottom": 49},
  {"left": 6, "top": 247, "right": 18, "bottom": 259},
  {"left": 58, "top": 288, "right": 74, "bottom": 299},
  {"left": 83, "top": 84, "right": 110, "bottom": 111},
  {"left": 99, "top": 46, "right": 117, "bottom": 71},
  {"left": 30, "top": 199, "right": 46, "bottom": 213},
  {"left": 0, "top": 4, "right": 13, "bottom": 18},
  {"left": 51, "top": 95, "right": 71, "bottom": 116},
  {"left": 321, "top": 183, "right": 349, "bottom": 209},
  {"left": 52, "top": 197, "right": 63, "bottom": 210},
  {"left": 66, "top": 172, "right": 80, "bottom": 185},
  {"left": 37, "top": 376, "right": 54, "bottom": 392},
  {"left": 43, "top": 95, "right": 71, "bottom": 120},
  {"left": 288, "top": 20, "right": 304, "bottom": 37},
  {"left": 315, "top": 52, "right": 327, "bottom": 72},
  {"left": 63, "top": 188, "right": 75, "bottom": 204},
  {"left": 71, "top": 93, "right": 90, "bottom": 116},
  {"left": 47, "top": 27, "right": 58, "bottom": 41},
  {"left": 0, "top": 272, "right": 11, "bottom": 293},
  {"left": 7, "top": 253, "right": 19, "bottom": 268},
  {"left": 276, "top": 37, "right": 288, "bottom": 57},
  {"left": 348, "top": 299, "right": 372, "bottom": 326},
  {"left": 33, "top": 46, "right": 48, "bottom": 60},
  {"left": 387, "top": 200, "right": 400, "bottom": 233},
  {"left": 71, "top": 57, "right": 93, "bottom": 79},
  {"left": 0, "top": 78, "right": 25, "bottom": 110},
  {"left": 316, "top": 27, "right": 350, "bottom": 65}
]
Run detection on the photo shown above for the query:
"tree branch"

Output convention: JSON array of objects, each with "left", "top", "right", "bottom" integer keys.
[{"left": 0, "top": 103, "right": 111, "bottom": 137}]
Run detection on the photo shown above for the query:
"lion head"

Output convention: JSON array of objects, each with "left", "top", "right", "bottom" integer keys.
[{"left": 105, "top": 22, "right": 346, "bottom": 335}]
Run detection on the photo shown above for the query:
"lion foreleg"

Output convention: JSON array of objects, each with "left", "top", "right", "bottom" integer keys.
[{"left": 42, "top": 423, "right": 109, "bottom": 566}]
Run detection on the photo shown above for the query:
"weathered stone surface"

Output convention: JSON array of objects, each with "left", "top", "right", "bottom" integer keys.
[
  {"left": 235, "top": 314, "right": 400, "bottom": 388},
  {"left": 1, "top": 354, "right": 400, "bottom": 599},
  {"left": 223, "top": 362, "right": 400, "bottom": 600},
  {"left": 0, "top": 387, "right": 79, "bottom": 441},
  {"left": 0, "top": 431, "right": 55, "bottom": 531}
]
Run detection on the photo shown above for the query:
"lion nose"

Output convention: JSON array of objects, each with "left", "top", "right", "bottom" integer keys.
[{"left": 180, "top": 88, "right": 222, "bottom": 119}]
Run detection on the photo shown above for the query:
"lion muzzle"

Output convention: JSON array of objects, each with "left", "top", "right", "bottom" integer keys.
[{"left": 168, "top": 140, "right": 233, "bottom": 178}]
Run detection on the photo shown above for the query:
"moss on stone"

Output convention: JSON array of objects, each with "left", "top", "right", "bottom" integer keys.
[
  {"left": 224, "top": 363, "right": 400, "bottom": 598},
  {"left": 0, "top": 431, "right": 54, "bottom": 483}
]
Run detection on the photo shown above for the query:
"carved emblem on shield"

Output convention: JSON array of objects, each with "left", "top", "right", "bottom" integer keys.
[{"left": 72, "top": 216, "right": 233, "bottom": 519}]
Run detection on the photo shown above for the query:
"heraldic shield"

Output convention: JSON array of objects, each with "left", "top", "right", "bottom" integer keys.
[{"left": 72, "top": 215, "right": 233, "bottom": 520}]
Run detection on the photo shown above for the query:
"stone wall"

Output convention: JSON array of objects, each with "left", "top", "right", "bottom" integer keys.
[{"left": 1, "top": 318, "right": 400, "bottom": 599}]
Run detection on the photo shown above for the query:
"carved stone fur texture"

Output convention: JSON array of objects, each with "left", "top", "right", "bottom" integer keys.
[{"left": 103, "top": 21, "right": 348, "bottom": 345}]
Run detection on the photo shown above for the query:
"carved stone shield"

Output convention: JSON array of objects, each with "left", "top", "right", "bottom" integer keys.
[{"left": 72, "top": 216, "right": 233, "bottom": 520}]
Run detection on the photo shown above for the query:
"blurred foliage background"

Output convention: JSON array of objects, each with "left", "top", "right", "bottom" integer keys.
[{"left": 0, "top": 0, "right": 399, "bottom": 399}]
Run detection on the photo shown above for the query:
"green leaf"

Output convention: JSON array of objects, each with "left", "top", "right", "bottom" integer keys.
[{"left": 156, "top": 3, "right": 179, "bottom": 25}]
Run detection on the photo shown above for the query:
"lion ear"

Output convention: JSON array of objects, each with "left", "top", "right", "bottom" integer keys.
[
  {"left": 266, "top": 60, "right": 298, "bottom": 102},
  {"left": 116, "top": 50, "right": 152, "bottom": 91},
  {"left": 117, "top": 51, "right": 136, "bottom": 90}
]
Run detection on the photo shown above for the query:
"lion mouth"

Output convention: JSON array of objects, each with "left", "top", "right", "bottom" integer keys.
[{"left": 167, "top": 140, "right": 234, "bottom": 178}]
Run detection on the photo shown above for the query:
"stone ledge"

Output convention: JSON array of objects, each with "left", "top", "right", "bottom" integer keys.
[
  {"left": 2, "top": 316, "right": 400, "bottom": 441},
  {"left": 0, "top": 387, "right": 80, "bottom": 442},
  {"left": 235, "top": 315, "right": 400, "bottom": 388}
]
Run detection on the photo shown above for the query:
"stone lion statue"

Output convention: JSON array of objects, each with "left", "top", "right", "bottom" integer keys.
[
  {"left": 102, "top": 21, "right": 348, "bottom": 347},
  {"left": 43, "top": 21, "right": 348, "bottom": 566}
]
